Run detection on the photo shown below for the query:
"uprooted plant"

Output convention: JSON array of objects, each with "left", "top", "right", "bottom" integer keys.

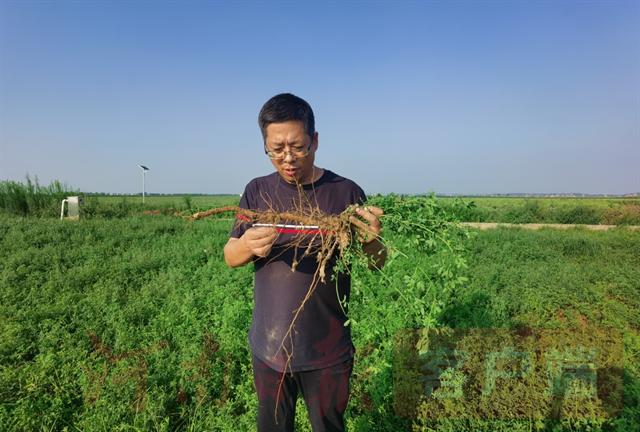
[{"left": 191, "top": 204, "right": 357, "bottom": 282}]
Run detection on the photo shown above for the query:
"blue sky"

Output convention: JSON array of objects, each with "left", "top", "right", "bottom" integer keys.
[{"left": 1, "top": 1, "right": 638, "bottom": 195}]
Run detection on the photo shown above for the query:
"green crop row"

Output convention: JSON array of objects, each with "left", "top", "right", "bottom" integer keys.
[{"left": 438, "top": 197, "right": 640, "bottom": 225}]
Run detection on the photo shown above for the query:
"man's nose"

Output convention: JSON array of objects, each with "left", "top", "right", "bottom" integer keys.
[{"left": 283, "top": 152, "right": 295, "bottom": 162}]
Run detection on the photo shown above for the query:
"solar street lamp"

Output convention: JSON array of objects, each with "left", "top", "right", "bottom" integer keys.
[{"left": 139, "top": 165, "right": 150, "bottom": 203}]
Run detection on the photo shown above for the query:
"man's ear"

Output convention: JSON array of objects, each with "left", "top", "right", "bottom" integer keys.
[{"left": 312, "top": 132, "right": 319, "bottom": 150}]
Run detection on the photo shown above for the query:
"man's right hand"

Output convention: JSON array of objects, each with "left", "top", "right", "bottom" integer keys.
[
  {"left": 224, "top": 226, "right": 278, "bottom": 268},
  {"left": 241, "top": 227, "right": 278, "bottom": 258}
]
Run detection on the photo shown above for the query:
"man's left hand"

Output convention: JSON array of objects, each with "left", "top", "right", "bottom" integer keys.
[{"left": 349, "top": 206, "right": 383, "bottom": 244}]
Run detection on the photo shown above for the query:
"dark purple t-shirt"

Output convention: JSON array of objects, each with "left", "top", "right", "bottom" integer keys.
[{"left": 230, "top": 169, "right": 366, "bottom": 372}]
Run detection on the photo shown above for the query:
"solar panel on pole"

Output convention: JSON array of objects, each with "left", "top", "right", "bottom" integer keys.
[{"left": 139, "top": 165, "right": 150, "bottom": 204}]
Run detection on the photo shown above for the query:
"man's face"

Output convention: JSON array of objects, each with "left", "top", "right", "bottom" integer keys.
[{"left": 264, "top": 120, "right": 318, "bottom": 185}]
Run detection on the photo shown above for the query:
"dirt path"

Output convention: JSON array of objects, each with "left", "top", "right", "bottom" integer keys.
[{"left": 460, "top": 222, "right": 640, "bottom": 231}]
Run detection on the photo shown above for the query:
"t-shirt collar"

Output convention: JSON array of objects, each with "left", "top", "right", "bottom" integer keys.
[{"left": 275, "top": 169, "right": 329, "bottom": 190}]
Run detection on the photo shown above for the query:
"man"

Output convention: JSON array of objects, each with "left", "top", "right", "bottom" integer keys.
[{"left": 223, "top": 93, "right": 386, "bottom": 432}]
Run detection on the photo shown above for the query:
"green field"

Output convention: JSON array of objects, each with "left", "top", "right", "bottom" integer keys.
[
  {"left": 2, "top": 177, "right": 639, "bottom": 225},
  {"left": 94, "top": 195, "right": 241, "bottom": 208},
  {"left": 68, "top": 194, "right": 640, "bottom": 226},
  {"left": 71, "top": 195, "right": 640, "bottom": 226},
  {"left": 437, "top": 196, "right": 640, "bottom": 225},
  {"left": 1, "top": 193, "right": 638, "bottom": 431}
]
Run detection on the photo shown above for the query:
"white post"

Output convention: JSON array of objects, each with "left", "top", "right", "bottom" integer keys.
[
  {"left": 139, "top": 165, "right": 149, "bottom": 204},
  {"left": 60, "top": 199, "right": 68, "bottom": 220}
]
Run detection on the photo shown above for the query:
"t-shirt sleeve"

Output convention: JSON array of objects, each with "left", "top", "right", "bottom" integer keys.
[
  {"left": 229, "top": 181, "right": 254, "bottom": 239},
  {"left": 351, "top": 183, "right": 367, "bottom": 206}
]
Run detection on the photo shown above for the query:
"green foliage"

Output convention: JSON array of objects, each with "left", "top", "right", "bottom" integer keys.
[
  {"left": 555, "top": 205, "right": 600, "bottom": 224},
  {"left": 504, "top": 199, "right": 546, "bottom": 223},
  {"left": 4, "top": 176, "right": 638, "bottom": 226},
  {"left": 332, "top": 194, "right": 472, "bottom": 430},
  {"left": 434, "top": 227, "right": 640, "bottom": 431},
  {"left": 0, "top": 176, "right": 241, "bottom": 218},
  {"left": 182, "top": 196, "right": 193, "bottom": 211},
  {"left": 601, "top": 204, "right": 640, "bottom": 225},
  {"left": 440, "top": 197, "right": 640, "bottom": 225},
  {"left": 79, "top": 195, "right": 239, "bottom": 219},
  {"left": 408, "top": 327, "right": 623, "bottom": 431},
  {"left": 0, "top": 175, "right": 75, "bottom": 217},
  {"left": 0, "top": 195, "right": 638, "bottom": 431},
  {"left": 0, "top": 215, "right": 255, "bottom": 430}
]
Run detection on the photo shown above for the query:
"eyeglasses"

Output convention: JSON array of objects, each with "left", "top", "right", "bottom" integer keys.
[{"left": 264, "top": 143, "right": 312, "bottom": 160}]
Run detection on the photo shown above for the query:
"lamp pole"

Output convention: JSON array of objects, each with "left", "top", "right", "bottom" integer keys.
[{"left": 139, "top": 165, "right": 150, "bottom": 204}]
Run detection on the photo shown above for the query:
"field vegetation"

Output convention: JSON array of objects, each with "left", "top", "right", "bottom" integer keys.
[
  {"left": 0, "top": 176, "right": 76, "bottom": 217},
  {"left": 3, "top": 177, "right": 637, "bottom": 225},
  {"left": 1, "top": 180, "right": 638, "bottom": 431},
  {"left": 440, "top": 196, "right": 640, "bottom": 225}
]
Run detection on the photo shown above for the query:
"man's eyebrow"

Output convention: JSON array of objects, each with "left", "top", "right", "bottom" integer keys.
[{"left": 270, "top": 139, "right": 300, "bottom": 146}]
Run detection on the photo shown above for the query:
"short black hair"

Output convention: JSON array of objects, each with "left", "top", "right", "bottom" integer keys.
[{"left": 258, "top": 93, "right": 315, "bottom": 141}]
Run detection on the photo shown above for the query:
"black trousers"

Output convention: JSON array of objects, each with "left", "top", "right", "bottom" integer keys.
[{"left": 252, "top": 354, "right": 354, "bottom": 432}]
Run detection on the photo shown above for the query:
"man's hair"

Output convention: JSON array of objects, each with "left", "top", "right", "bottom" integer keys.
[{"left": 258, "top": 93, "right": 315, "bottom": 141}]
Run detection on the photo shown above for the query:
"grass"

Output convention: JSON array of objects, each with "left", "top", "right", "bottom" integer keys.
[{"left": 0, "top": 176, "right": 76, "bottom": 217}]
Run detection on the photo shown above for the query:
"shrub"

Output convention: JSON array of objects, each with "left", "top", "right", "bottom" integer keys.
[
  {"left": 601, "top": 205, "right": 640, "bottom": 225},
  {"left": 0, "top": 175, "right": 76, "bottom": 217},
  {"left": 503, "top": 200, "right": 546, "bottom": 223},
  {"left": 555, "top": 205, "right": 600, "bottom": 225}
]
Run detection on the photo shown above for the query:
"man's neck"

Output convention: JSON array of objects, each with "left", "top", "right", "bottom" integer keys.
[
  {"left": 286, "top": 166, "right": 324, "bottom": 186},
  {"left": 305, "top": 166, "right": 324, "bottom": 185}
]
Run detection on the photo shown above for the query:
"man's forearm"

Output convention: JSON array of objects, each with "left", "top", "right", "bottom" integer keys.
[
  {"left": 223, "top": 237, "right": 254, "bottom": 268},
  {"left": 362, "top": 237, "right": 387, "bottom": 270}
]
